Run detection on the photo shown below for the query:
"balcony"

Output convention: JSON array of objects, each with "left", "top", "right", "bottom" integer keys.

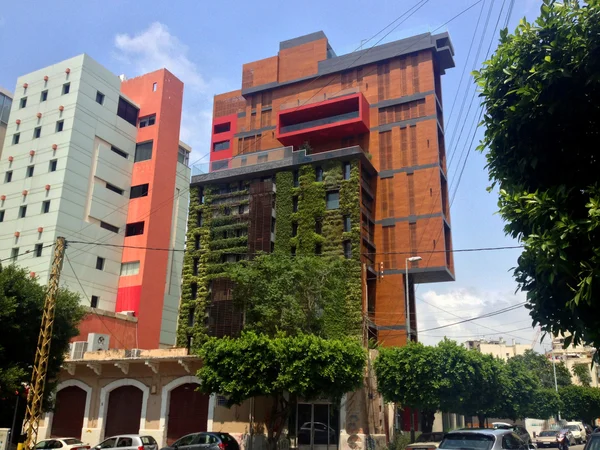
[{"left": 276, "top": 92, "right": 370, "bottom": 147}]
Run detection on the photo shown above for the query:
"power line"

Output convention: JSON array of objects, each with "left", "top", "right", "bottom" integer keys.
[
  {"left": 0, "top": 244, "right": 55, "bottom": 264},
  {"left": 420, "top": 325, "right": 534, "bottom": 338},
  {"left": 419, "top": 302, "right": 526, "bottom": 333}
]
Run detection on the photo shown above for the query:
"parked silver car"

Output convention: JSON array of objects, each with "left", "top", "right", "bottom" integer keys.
[
  {"left": 94, "top": 435, "right": 158, "bottom": 450},
  {"left": 439, "top": 429, "right": 531, "bottom": 450}
]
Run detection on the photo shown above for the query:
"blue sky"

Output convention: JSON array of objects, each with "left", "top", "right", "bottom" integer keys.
[{"left": 0, "top": 0, "right": 548, "bottom": 350}]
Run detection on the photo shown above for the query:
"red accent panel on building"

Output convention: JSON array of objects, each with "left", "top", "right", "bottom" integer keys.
[
  {"left": 210, "top": 113, "right": 237, "bottom": 164},
  {"left": 276, "top": 93, "right": 370, "bottom": 147},
  {"left": 72, "top": 313, "right": 137, "bottom": 349},
  {"left": 115, "top": 285, "right": 142, "bottom": 313}
]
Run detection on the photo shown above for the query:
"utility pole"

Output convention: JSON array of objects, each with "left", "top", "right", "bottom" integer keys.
[
  {"left": 362, "top": 263, "right": 368, "bottom": 347},
  {"left": 552, "top": 348, "right": 562, "bottom": 421},
  {"left": 23, "top": 237, "right": 66, "bottom": 449}
]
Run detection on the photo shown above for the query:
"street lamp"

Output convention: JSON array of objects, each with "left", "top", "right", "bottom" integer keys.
[{"left": 405, "top": 256, "right": 422, "bottom": 342}]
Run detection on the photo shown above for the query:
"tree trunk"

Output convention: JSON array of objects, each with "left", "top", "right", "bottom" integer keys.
[
  {"left": 265, "top": 393, "right": 291, "bottom": 450},
  {"left": 420, "top": 410, "right": 436, "bottom": 433},
  {"left": 478, "top": 415, "right": 486, "bottom": 428}
]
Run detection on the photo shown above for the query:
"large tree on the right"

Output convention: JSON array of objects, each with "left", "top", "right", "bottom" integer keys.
[{"left": 474, "top": 0, "right": 600, "bottom": 351}]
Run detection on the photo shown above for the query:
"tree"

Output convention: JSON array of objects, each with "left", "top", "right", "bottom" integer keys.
[
  {"left": 560, "top": 385, "right": 600, "bottom": 424},
  {"left": 0, "top": 264, "right": 85, "bottom": 427},
  {"left": 496, "top": 358, "right": 540, "bottom": 421},
  {"left": 226, "top": 254, "right": 357, "bottom": 339},
  {"left": 473, "top": 0, "right": 600, "bottom": 352},
  {"left": 573, "top": 363, "right": 592, "bottom": 387},
  {"left": 511, "top": 350, "right": 571, "bottom": 389},
  {"left": 197, "top": 332, "right": 365, "bottom": 450},
  {"left": 375, "top": 342, "right": 442, "bottom": 433}
]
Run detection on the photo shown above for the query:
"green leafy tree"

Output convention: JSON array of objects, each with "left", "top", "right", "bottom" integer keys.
[
  {"left": 529, "top": 388, "right": 563, "bottom": 420},
  {"left": 511, "top": 350, "right": 571, "bottom": 389},
  {"left": 197, "top": 332, "right": 365, "bottom": 450},
  {"left": 560, "top": 385, "right": 600, "bottom": 424},
  {"left": 226, "top": 254, "right": 354, "bottom": 338},
  {"left": 375, "top": 342, "right": 442, "bottom": 433},
  {"left": 473, "top": 0, "right": 600, "bottom": 352},
  {"left": 0, "top": 264, "right": 85, "bottom": 427},
  {"left": 572, "top": 363, "right": 592, "bottom": 387},
  {"left": 495, "top": 357, "right": 540, "bottom": 420}
]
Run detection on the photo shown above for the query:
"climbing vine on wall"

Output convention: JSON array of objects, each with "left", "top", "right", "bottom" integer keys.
[{"left": 275, "top": 171, "right": 293, "bottom": 254}]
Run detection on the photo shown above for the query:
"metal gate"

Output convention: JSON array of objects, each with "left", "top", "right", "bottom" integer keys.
[
  {"left": 51, "top": 386, "right": 86, "bottom": 438},
  {"left": 166, "top": 383, "right": 209, "bottom": 445},
  {"left": 104, "top": 386, "right": 143, "bottom": 437},
  {"left": 297, "top": 403, "right": 340, "bottom": 450}
]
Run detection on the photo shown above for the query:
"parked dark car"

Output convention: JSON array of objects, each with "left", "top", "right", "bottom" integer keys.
[
  {"left": 161, "top": 433, "right": 239, "bottom": 450},
  {"left": 583, "top": 432, "right": 600, "bottom": 450}
]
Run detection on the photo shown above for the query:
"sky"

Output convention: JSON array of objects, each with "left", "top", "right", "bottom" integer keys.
[{"left": 0, "top": 0, "right": 549, "bottom": 351}]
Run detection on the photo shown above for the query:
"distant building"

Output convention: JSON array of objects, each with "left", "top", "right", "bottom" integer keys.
[
  {"left": 464, "top": 338, "right": 530, "bottom": 361},
  {"left": 548, "top": 334, "right": 598, "bottom": 387},
  {"left": 0, "top": 86, "right": 13, "bottom": 158}
]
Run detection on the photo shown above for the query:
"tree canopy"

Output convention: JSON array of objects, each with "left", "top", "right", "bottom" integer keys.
[
  {"left": 474, "top": 0, "right": 600, "bottom": 352},
  {"left": 510, "top": 350, "right": 571, "bottom": 389},
  {"left": 560, "top": 385, "right": 600, "bottom": 424},
  {"left": 0, "top": 264, "right": 85, "bottom": 427},
  {"left": 572, "top": 363, "right": 592, "bottom": 387},
  {"left": 197, "top": 332, "right": 365, "bottom": 450}
]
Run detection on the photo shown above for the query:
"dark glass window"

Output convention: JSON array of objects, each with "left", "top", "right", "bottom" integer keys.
[
  {"left": 5, "top": 171, "right": 12, "bottom": 183},
  {"left": 49, "top": 159, "right": 57, "bottom": 172},
  {"left": 40, "top": 90, "right": 48, "bottom": 102},
  {"left": 326, "top": 191, "right": 340, "bottom": 209},
  {"left": 106, "top": 183, "right": 124, "bottom": 195},
  {"left": 96, "top": 91, "right": 105, "bottom": 105},
  {"left": 344, "top": 216, "right": 351, "bottom": 232},
  {"left": 134, "top": 141, "right": 153, "bottom": 162},
  {"left": 91, "top": 296, "right": 99, "bottom": 308},
  {"left": 293, "top": 196, "right": 299, "bottom": 212},
  {"left": 33, "top": 127, "right": 41, "bottom": 139},
  {"left": 139, "top": 114, "right": 156, "bottom": 128},
  {"left": 117, "top": 96, "right": 140, "bottom": 126},
  {"left": 26, "top": 165, "right": 34, "bottom": 177},
  {"left": 0, "top": 210, "right": 4, "bottom": 222},
  {"left": 20, "top": 97, "right": 27, "bottom": 109},
  {"left": 56, "top": 120, "right": 64, "bottom": 132},
  {"left": 42, "top": 201, "right": 50, "bottom": 213},
  {"left": 100, "top": 221, "right": 119, "bottom": 233},
  {"left": 344, "top": 241, "right": 352, "bottom": 259},
  {"left": 35, "top": 244, "right": 43, "bottom": 257},
  {"left": 293, "top": 170, "right": 299, "bottom": 187},
  {"left": 125, "top": 221, "right": 145, "bottom": 237},
  {"left": 12, "top": 133, "right": 20, "bottom": 145},
  {"left": 344, "top": 162, "right": 351, "bottom": 180},
  {"left": 316, "top": 166, "right": 323, "bottom": 182},
  {"left": 214, "top": 122, "right": 231, "bottom": 133},
  {"left": 96, "top": 257, "right": 105, "bottom": 270},
  {"left": 62, "top": 83, "right": 70, "bottom": 95},
  {"left": 130, "top": 183, "right": 149, "bottom": 199},
  {"left": 19, "top": 205, "right": 27, "bottom": 218},
  {"left": 315, "top": 220, "right": 322, "bottom": 234},
  {"left": 213, "top": 141, "right": 230, "bottom": 151},
  {"left": 292, "top": 222, "right": 298, "bottom": 237},
  {"left": 111, "top": 146, "right": 128, "bottom": 159}
]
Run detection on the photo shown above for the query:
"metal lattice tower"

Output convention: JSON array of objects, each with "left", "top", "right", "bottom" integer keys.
[{"left": 23, "top": 237, "right": 66, "bottom": 449}]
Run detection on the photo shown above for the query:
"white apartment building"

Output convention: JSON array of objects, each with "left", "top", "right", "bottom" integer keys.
[{"left": 464, "top": 338, "right": 530, "bottom": 361}]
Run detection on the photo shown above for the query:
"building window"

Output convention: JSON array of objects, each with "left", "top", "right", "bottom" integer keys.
[
  {"left": 106, "top": 182, "right": 124, "bottom": 195},
  {"left": 120, "top": 261, "right": 140, "bottom": 276},
  {"left": 117, "top": 96, "right": 140, "bottom": 126},
  {"left": 178, "top": 146, "right": 189, "bottom": 166},
  {"left": 343, "top": 241, "right": 352, "bottom": 259},
  {"left": 110, "top": 145, "right": 128, "bottom": 159},
  {"left": 316, "top": 243, "right": 322, "bottom": 255},
  {"left": 11, "top": 248, "right": 19, "bottom": 261},
  {"left": 326, "top": 191, "right": 340, "bottom": 210},
  {"left": 194, "top": 235, "right": 201, "bottom": 250},
  {"left": 56, "top": 120, "right": 64, "bottom": 132},
  {"left": 134, "top": 141, "right": 153, "bottom": 162},
  {"left": 293, "top": 196, "right": 299, "bottom": 212},
  {"left": 344, "top": 216, "right": 351, "bottom": 232},
  {"left": 316, "top": 166, "right": 323, "bottom": 182},
  {"left": 40, "top": 90, "right": 48, "bottom": 102},
  {"left": 130, "top": 183, "right": 149, "bottom": 199},
  {"left": 199, "top": 188, "right": 204, "bottom": 204},
  {"left": 292, "top": 222, "right": 298, "bottom": 237},
  {"left": 91, "top": 296, "right": 99, "bottom": 308},
  {"left": 125, "top": 221, "right": 145, "bottom": 237},
  {"left": 344, "top": 162, "right": 351, "bottom": 180},
  {"left": 42, "top": 200, "right": 50, "bottom": 214},
  {"left": 214, "top": 122, "right": 231, "bottom": 134},
  {"left": 0, "top": 210, "right": 4, "bottom": 222},
  {"left": 293, "top": 170, "right": 299, "bottom": 187},
  {"left": 20, "top": 97, "right": 27, "bottom": 109},
  {"left": 212, "top": 160, "right": 228, "bottom": 171},
  {"left": 213, "top": 141, "right": 230, "bottom": 152},
  {"left": 100, "top": 221, "right": 119, "bottom": 233},
  {"left": 5, "top": 171, "right": 13, "bottom": 183},
  {"left": 26, "top": 165, "right": 34, "bottom": 178},
  {"left": 271, "top": 217, "right": 276, "bottom": 233},
  {"left": 49, "top": 159, "right": 57, "bottom": 172},
  {"left": 96, "top": 257, "right": 105, "bottom": 270},
  {"left": 19, "top": 205, "right": 27, "bottom": 218},
  {"left": 62, "top": 83, "right": 70, "bottom": 95},
  {"left": 96, "top": 91, "right": 105, "bottom": 105},
  {"left": 197, "top": 211, "right": 203, "bottom": 226},
  {"left": 152, "top": 82, "right": 158, "bottom": 92},
  {"left": 34, "top": 244, "right": 43, "bottom": 258},
  {"left": 238, "top": 204, "right": 246, "bottom": 215},
  {"left": 315, "top": 219, "right": 322, "bottom": 234},
  {"left": 13, "top": 133, "right": 20, "bottom": 145},
  {"left": 33, "top": 127, "right": 41, "bottom": 139},
  {"left": 139, "top": 114, "right": 156, "bottom": 128},
  {"left": 291, "top": 246, "right": 296, "bottom": 257}
]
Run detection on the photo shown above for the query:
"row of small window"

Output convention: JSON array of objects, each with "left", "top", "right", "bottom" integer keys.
[
  {"left": 10, "top": 243, "right": 46, "bottom": 260},
  {"left": 109, "top": 140, "right": 153, "bottom": 163},
  {"left": 292, "top": 162, "right": 352, "bottom": 186},
  {"left": 99, "top": 220, "right": 145, "bottom": 237},
  {"left": 19, "top": 83, "right": 71, "bottom": 110},
  {"left": 12, "top": 121, "right": 65, "bottom": 144},
  {"left": 288, "top": 191, "right": 341, "bottom": 211},
  {"left": 5, "top": 159, "right": 58, "bottom": 182},
  {"left": 287, "top": 241, "right": 352, "bottom": 258},
  {"left": 105, "top": 182, "right": 149, "bottom": 199},
  {"left": 0, "top": 201, "right": 51, "bottom": 222},
  {"left": 93, "top": 257, "right": 140, "bottom": 276},
  {"left": 271, "top": 215, "right": 351, "bottom": 236}
]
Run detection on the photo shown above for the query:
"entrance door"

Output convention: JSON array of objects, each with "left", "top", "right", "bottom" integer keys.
[
  {"left": 297, "top": 403, "right": 339, "bottom": 450},
  {"left": 104, "top": 386, "right": 143, "bottom": 437},
  {"left": 166, "top": 383, "right": 209, "bottom": 445},
  {"left": 51, "top": 386, "right": 86, "bottom": 438}
]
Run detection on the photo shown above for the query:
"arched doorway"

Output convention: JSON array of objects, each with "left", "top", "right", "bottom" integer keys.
[
  {"left": 165, "top": 383, "right": 209, "bottom": 445},
  {"left": 104, "top": 386, "right": 143, "bottom": 437},
  {"left": 51, "top": 386, "right": 86, "bottom": 438}
]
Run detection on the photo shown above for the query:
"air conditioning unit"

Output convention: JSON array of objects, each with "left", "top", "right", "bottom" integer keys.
[
  {"left": 87, "top": 333, "right": 110, "bottom": 352},
  {"left": 70, "top": 341, "right": 88, "bottom": 360},
  {"left": 125, "top": 349, "right": 141, "bottom": 358},
  {"left": 119, "top": 311, "right": 136, "bottom": 317}
]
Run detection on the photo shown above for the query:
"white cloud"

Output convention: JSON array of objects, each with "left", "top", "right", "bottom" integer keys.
[
  {"left": 114, "top": 22, "right": 207, "bottom": 92},
  {"left": 416, "top": 287, "right": 536, "bottom": 348}
]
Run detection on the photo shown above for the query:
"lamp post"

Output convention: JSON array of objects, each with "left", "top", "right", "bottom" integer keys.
[{"left": 405, "top": 256, "right": 422, "bottom": 342}]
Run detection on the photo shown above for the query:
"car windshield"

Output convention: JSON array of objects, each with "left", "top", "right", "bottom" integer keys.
[
  {"left": 539, "top": 432, "right": 557, "bottom": 437},
  {"left": 567, "top": 426, "right": 579, "bottom": 431},
  {"left": 439, "top": 434, "right": 494, "bottom": 450},
  {"left": 586, "top": 437, "right": 600, "bottom": 450},
  {"left": 63, "top": 440, "right": 83, "bottom": 445}
]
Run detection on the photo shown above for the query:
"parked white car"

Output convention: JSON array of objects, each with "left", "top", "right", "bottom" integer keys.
[
  {"left": 566, "top": 422, "right": 586, "bottom": 444},
  {"left": 34, "top": 438, "right": 90, "bottom": 450}
]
